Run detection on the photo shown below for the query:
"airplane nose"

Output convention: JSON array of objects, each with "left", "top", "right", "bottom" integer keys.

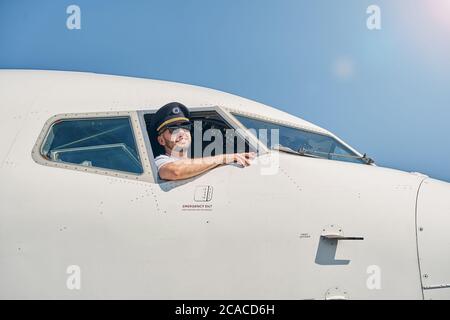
[{"left": 416, "top": 178, "right": 450, "bottom": 296}]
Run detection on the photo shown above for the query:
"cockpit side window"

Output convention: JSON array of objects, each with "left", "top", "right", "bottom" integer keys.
[
  {"left": 232, "top": 113, "right": 366, "bottom": 164},
  {"left": 41, "top": 117, "right": 144, "bottom": 174},
  {"left": 144, "top": 110, "right": 253, "bottom": 159}
]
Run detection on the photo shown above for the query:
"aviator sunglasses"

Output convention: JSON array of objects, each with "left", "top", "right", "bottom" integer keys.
[{"left": 164, "top": 122, "right": 192, "bottom": 134}]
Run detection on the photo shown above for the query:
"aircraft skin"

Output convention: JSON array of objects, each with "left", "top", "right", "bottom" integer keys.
[{"left": 0, "top": 70, "right": 449, "bottom": 300}]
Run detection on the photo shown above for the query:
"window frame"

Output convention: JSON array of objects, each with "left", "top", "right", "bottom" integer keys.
[
  {"left": 138, "top": 105, "right": 266, "bottom": 182},
  {"left": 32, "top": 111, "right": 155, "bottom": 182},
  {"left": 226, "top": 109, "right": 372, "bottom": 165}
]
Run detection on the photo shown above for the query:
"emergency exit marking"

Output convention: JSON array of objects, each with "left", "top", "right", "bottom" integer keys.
[{"left": 194, "top": 185, "right": 213, "bottom": 202}]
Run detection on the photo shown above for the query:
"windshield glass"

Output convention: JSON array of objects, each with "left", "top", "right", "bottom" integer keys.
[{"left": 233, "top": 114, "right": 366, "bottom": 164}]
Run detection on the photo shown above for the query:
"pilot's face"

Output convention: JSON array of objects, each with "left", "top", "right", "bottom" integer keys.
[{"left": 157, "top": 125, "right": 192, "bottom": 153}]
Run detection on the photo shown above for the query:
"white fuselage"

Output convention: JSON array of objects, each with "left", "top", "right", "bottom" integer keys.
[{"left": 1, "top": 70, "right": 449, "bottom": 299}]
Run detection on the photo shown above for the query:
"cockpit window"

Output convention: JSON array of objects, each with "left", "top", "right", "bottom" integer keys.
[
  {"left": 41, "top": 117, "right": 144, "bottom": 174},
  {"left": 232, "top": 114, "right": 366, "bottom": 164},
  {"left": 144, "top": 110, "right": 253, "bottom": 159}
]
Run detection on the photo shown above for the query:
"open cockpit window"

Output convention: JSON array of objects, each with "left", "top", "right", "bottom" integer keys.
[
  {"left": 144, "top": 109, "right": 254, "bottom": 160},
  {"left": 232, "top": 113, "right": 367, "bottom": 164},
  {"left": 41, "top": 117, "right": 144, "bottom": 174}
]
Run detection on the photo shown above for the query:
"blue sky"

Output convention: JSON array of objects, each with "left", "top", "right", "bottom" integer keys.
[{"left": 1, "top": 0, "right": 449, "bottom": 181}]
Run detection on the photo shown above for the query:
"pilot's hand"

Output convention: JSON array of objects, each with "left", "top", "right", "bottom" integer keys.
[{"left": 222, "top": 152, "right": 256, "bottom": 167}]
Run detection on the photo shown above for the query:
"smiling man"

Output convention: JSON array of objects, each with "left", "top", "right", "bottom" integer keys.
[{"left": 151, "top": 102, "right": 255, "bottom": 181}]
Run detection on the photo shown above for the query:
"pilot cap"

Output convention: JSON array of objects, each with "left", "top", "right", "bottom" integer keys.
[{"left": 151, "top": 102, "right": 191, "bottom": 135}]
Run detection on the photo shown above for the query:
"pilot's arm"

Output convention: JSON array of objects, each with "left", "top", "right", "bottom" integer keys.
[{"left": 159, "top": 152, "right": 255, "bottom": 181}]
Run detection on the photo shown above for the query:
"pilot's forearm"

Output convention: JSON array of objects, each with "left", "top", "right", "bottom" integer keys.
[{"left": 159, "top": 155, "right": 224, "bottom": 180}]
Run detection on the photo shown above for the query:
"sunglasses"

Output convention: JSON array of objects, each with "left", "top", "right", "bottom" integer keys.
[{"left": 164, "top": 123, "right": 192, "bottom": 134}]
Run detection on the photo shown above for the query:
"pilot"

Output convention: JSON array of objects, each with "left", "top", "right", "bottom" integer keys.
[{"left": 150, "top": 102, "right": 255, "bottom": 181}]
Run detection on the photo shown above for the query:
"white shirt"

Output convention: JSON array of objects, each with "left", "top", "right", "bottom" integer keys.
[{"left": 154, "top": 154, "right": 181, "bottom": 173}]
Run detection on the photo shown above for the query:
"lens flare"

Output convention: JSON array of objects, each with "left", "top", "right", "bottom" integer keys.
[
  {"left": 428, "top": 0, "right": 450, "bottom": 32},
  {"left": 392, "top": 0, "right": 450, "bottom": 70}
]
